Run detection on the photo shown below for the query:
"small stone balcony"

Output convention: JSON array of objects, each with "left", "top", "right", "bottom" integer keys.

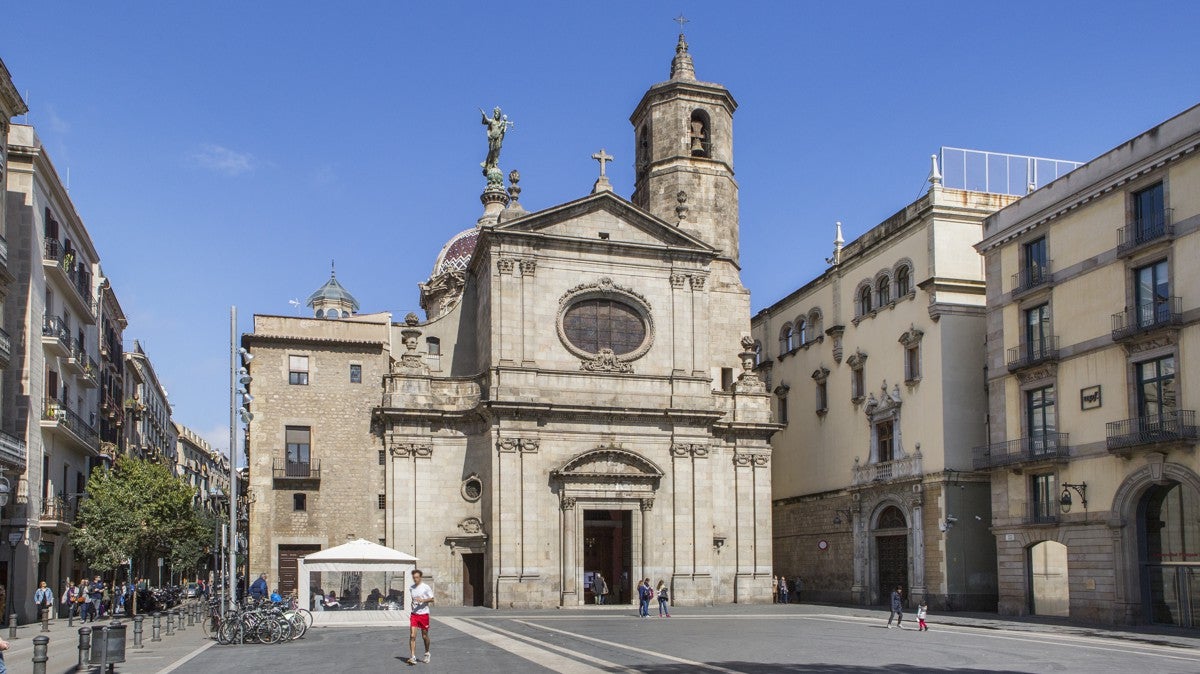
[{"left": 852, "top": 451, "right": 923, "bottom": 486}]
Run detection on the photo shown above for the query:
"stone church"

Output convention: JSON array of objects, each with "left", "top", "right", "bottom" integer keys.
[{"left": 245, "top": 33, "right": 777, "bottom": 608}]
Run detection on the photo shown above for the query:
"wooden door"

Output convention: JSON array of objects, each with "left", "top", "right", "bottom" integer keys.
[
  {"left": 877, "top": 534, "right": 908, "bottom": 607},
  {"left": 278, "top": 545, "right": 321, "bottom": 597}
]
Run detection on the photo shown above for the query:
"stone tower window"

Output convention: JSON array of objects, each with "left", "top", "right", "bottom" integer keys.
[
  {"left": 637, "top": 125, "right": 651, "bottom": 182},
  {"left": 689, "top": 109, "right": 711, "bottom": 157}
]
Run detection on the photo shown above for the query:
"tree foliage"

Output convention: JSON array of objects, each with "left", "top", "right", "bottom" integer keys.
[{"left": 70, "top": 457, "right": 212, "bottom": 575}]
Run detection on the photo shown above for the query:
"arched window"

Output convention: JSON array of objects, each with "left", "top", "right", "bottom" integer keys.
[
  {"left": 315, "top": 309, "right": 325, "bottom": 318},
  {"left": 808, "top": 308, "right": 823, "bottom": 336},
  {"left": 563, "top": 298, "right": 647, "bottom": 355},
  {"left": 328, "top": 308, "right": 340, "bottom": 319},
  {"left": 859, "top": 285, "right": 873, "bottom": 315},
  {"left": 753, "top": 340, "right": 762, "bottom": 366},
  {"left": 877, "top": 276, "right": 891, "bottom": 305},
  {"left": 796, "top": 319, "right": 807, "bottom": 346},
  {"left": 876, "top": 506, "right": 908, "bottom": 530},
  {"left": 637, "top": 125, "right": 651, "bottom": 182},
  {"left": 779, "top": 323, "right": 794, "bottom": 354},
  {"left": 896, "top": 265, "right": 911, "bottom": 296},
  {"left": 689, "top": 109, "right": 711, "bottom": 158}
]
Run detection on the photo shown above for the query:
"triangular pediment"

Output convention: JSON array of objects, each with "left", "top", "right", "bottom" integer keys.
[
  {"left": 493, "top": 191, "right": 715, "bottom": 254},
  {"left": 552, "top": 447, "right": 664, "bottom": 481}
]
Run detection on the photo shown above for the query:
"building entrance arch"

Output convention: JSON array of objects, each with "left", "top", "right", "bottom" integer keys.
[
  {"left": 1028, "top": 541, "right": 1069, "bottom": 616},
  {"left": 871, "top": 504, "right": 910, "bottom": 606},
  {"left": 1138, "top": 480, "right": 1200, "bottom": 627}
]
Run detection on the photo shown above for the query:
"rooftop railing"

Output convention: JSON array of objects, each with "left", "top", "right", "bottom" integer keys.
[{"left": 939, "top": 147, "right": 1083, "bottom": 196}]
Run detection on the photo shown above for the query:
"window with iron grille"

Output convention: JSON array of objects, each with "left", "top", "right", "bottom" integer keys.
[
  {"left": 350, "top": 364, "right": 362, "bottom": 384},
  {"left": 377, "top": 494, "right": 386, "bottom": 510}
]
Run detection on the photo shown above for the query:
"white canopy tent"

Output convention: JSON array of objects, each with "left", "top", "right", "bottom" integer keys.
[{"left": 297, "top": 539, "right": 418, "bottom": 613}]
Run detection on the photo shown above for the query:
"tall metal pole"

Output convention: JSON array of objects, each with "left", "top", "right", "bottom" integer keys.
[{"left": 228, "top": 306, "right": 238, "bottom": 613}]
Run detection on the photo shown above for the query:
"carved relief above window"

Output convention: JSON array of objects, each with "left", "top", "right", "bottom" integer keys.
[
  {"left": 557, "top": 278, "right": 654, "bottom": 372},
  {"left": 847, "top": 349, "right": 868, "bottom": 404},
  {"left": 899, "top": 325, "right": 924, "bottom": 385}
]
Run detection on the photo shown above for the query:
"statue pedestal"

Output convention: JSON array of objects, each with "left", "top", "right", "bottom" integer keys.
[{"left": 480, "top": 186, "right": 509, "bottom": 221}]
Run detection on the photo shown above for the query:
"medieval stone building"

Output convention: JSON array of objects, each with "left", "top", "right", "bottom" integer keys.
[{"left": 246, "top": 34, "right": 777, "bottom": 608}]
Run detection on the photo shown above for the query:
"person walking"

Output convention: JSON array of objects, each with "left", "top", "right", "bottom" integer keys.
[
  {"left": 0, "top": 635, "right": 9, "bottom": 674},
  {"left": 917, "top": 601, "right": 929, "bottom": 631},
  {"left": 778, "top": 576, "right": 789, "bottom": 605},
  {"left": 61, "top": 580, "right": 77, "bottom": 619},
  {"left": 886, "top": 586, "right": 904, "bottom": 629},
  {"left": 77, "top": 581, "right": 91, "bottom": 622},
  {"left": 655, "top": 580, "right": 670, "bottom": 617},
  {"left": 594, "top": 573, "right": 608, "bottom": 605},
  {"left": 33, "top": 581, "right": 53, "bottom": 623},
  {"left": 406, "top": 569, "right": 434, "bottom": 666}
]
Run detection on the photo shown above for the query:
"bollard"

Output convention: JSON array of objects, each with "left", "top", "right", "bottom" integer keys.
[
  {"left": 98, "top": 626, "right": 110, "bottom": 674},
  {"left": 165, "top": 610, "right": 175, "bottom": 636},
  {"left": 32, "top": 634, "right": 49, "bottom": 674},
  {"left": 178, "top": 609, "right": 186, "bottom": 631},
  {"left": 68, "top": 606, "right": 75, "bottom": 628},
  {"left": 9, "top": 613, "right": 16, "bottom": 638},
  {"left": 151, "top": 612, "right": 161, "bottom": 642},
  {"left": 78, "top": 626, "right": 92, "bottom": 671},
  {"left": 133, "top": 614, "right": 144, "bottom": 648},
  {"left": 41, "top": 606, "right": 50, "bottom": 632},
  {"left": 187, "top": 605, "right": 194, "bottom": 627}
]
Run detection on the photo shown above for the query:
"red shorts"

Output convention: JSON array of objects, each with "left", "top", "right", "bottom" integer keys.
[{"left": 410, "top": 613, "right": 430, "bottom": 630}]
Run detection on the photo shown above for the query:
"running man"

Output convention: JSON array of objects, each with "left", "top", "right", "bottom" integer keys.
[{"left": 406, "top": 570, "right": 435, "bottom": 665}]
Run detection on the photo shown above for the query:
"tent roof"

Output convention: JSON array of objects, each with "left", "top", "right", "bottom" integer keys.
[{"left": 302, "top": 539, "right": 418, "bottom": 563}]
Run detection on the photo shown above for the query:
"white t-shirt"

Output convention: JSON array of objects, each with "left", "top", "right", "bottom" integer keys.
[{"left": 410, "top": 582, "right": 433, "bottom": 615}]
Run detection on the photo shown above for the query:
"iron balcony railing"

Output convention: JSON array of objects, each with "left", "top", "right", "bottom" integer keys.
[
  {"left": 43, "top": 237, "right": 62, "bottom": 263},
  {"left": 1025, "top": 514, "right": 1059, "bottom": 526},
  {"left": 1011, "top": 261, "right": 1053, "bottom": 296},
  {"left": 1006, "top": 336, "right": 1060, "bottom": 372},
  {"left": 41, "top": 496, "right": 76, "bottom": 524},
  {"left": 43, "top": 239, "right": 94, "bottom": 314},
  {"left": 1117, "top": 209, "right": 1174, "bottom": 253},
  {"left": 273, "top": 458, "right": 320, "bottom": 480},
  {"left": 42, "top": 315, "right": 70, "bottom": 343},
  {"left": 973, "top": 433, "right": 1070, "bottom": 470},
  {"left": 42, "top": 397, "right": 100, "bottom": 451},
  {"left": 1111, "top": 297, "right": 1182, "bottom": 341},
  {"left": 0, "top": 235, "right": 8, "bottom": 268},
  {"left": 0, "top": 326, "right": 10, "bottom": 365},
  {"left": 1106, "top": 410, "right": 1198, "bottom": 452},
  {"left": 0, "top": 429, "right": 26, "bottom": 468}
]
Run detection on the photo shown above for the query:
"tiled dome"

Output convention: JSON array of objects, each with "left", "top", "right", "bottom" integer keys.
[
  {"left": 306, "top": 272, "right": 360, "bottom": 313},
  {"left": 432, "top": 227, "right": 480, "bottom": 276}
]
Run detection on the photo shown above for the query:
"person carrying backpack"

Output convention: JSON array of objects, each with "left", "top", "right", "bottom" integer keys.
[{"left": 655, "top": 580, "right": 671, "bottom": 617}]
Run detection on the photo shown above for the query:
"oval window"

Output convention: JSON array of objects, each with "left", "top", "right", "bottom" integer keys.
[
  {"left": 562, "top": 299, "right": 646, "bottom": 356},
  {"left": 462, "top": 476, "right": 483, "bottom": 502}
]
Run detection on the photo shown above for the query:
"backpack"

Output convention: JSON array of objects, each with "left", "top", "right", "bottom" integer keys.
[{"left": 658, "top": 587, "right": 669, "bottom": 601}]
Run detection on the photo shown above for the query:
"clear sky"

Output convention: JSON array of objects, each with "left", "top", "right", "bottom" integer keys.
[{"left": 4, "top": 1, "right": 1197, "bottom": 456}]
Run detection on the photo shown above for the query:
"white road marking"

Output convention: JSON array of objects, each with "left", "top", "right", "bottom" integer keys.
[
  {"left": 155, "top": 639, "right": 216, "bottom": 674},
  {"left": 440, "top": 617, "right": 615, "bottom": 674},
  {"left": 513, "top": 619, "right": 746, "bottom": 673},
  {"left": 458, "top": 618, "right": 639, "bottom": 673}
]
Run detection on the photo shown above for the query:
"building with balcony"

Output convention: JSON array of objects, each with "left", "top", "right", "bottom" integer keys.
[
  {"left": 123, "top": 340, "right": 177, "bottom": 464},
  {"left": 977, "top": 102, "right": 1200, "bottom": 627},
  {"left": 175, "top": 423, "right": 229, "bottom": 512},
  {"left": 4, "top": 121, "right": 104, "bottom": 622},
  {"left": 96, "top": 276, "right": 127, "bottom": 458},
  {"left": 751, "top": 155, "right": 1043, "bottom": 610}
]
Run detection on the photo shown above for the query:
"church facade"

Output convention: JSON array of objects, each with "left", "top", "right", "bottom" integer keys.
[{"left": 245, "top": 35, "right": 777, "bottom": 608}]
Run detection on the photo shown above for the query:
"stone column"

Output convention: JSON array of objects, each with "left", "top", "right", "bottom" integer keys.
[
  {"left": 689, "top": 275, "right": 709, "bottom": 378},
  {"left": 559, "top": 497, "right": 577, "bottom": 605},
  {"left": 520, "top": 260, "right": 537, "bottom": 366},
  {"left": 910, "top": 492, "right": 927, "bottom": 603},
  {"left": 670, "top": 445, "right": 695, "bottom": 575},
  {"left": 670, "top": 273, "right": 688, "bottom": 375},
  {"left": 850, "top": 504, "right": 866, "bottom": 604},
  {"left": 497, "top": 257, "right": 516, "bottom": 364}
]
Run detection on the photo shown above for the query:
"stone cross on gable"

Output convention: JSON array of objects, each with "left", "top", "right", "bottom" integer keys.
[
  {"left": 674, "top": 13, "right": 689, "bottom": 32},
  {"left": 591, "top": 148, "right": 614, "bottom": 177}
]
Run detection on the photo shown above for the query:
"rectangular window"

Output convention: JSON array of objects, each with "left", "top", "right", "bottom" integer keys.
[
  {"left": 378, "top": 449, "right": 386, "bottom": 466},
  {"left": 851, "top": 368, "right": 865, "bottom": 400},
  {"left": 1133, "top": 182, "right": 1165, "bottom": 238},
  {"left": 904, "top": 345, "right": 921, "bottom": 382},
  {"left": 1026, "top": 385, "right": 1056, "bottom": 455},
  {"left": 288, "top": 355, "right": 309, "bottom": 385},
  {"left": 720, "top": 367, "right": 734, "bottom": 391},
  {"left": 377, "top": 494, "right": 386, "bottom": 510},
  {"left": 1031, "top": 473, "right": 1056, "bottom": 523},
  {"left": 1136, "top": 356, "right": 1176, "bottom": 420},
  {"left": 285, "top": 426, "right": 311, "bottom": 474},
  {"left": 779, "top": 395, "right": 788, "bottom": 424},
  {"left": 1024, "top": 236, "right": 1048, "bottom": 284},
  {"left": 1134, "top": 260, "right": 1170, "bottom": 328},
  {"left": 816, "top": 381, "right": 828, "bottom": 413},
  {"left": 350, "top": 364, "right": 362, "bottom": 384},
  {"left": 293, "top": 493, "right": 307, "bottom": 512},
  {"left": 876, "top": 420, "right": 895, "bottom": 463},
  {"left": 1025, "top": 303, "right": 1051, "bottom": 360},
  {"left": 426, "top": 338, "right": 441, "bottom": 356}
]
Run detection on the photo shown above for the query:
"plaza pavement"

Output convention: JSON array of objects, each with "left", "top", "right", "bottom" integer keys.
[{"left": 170, "top": 603, "right": 1200, "bottom": 674}]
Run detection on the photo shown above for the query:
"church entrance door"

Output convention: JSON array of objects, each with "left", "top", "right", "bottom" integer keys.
[
  {"left": 584, "top": 510, "right": 632, "bottom": 604},
  {"left": 462, "top": 553, "right": 485, "bottom": 607}
]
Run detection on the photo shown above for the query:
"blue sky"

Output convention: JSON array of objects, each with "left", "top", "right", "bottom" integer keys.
[{"left": 4, "top": 1, "right": 1197, "bottom": 455}]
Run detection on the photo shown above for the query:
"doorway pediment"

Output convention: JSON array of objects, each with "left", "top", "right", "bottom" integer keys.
[{"left": 552, "top": 447, "right": 664, "bottom": 484}]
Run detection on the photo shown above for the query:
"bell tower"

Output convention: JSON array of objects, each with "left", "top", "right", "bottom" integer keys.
[{"left": 630, "top": 31, "right": 739, "bottom": 263}]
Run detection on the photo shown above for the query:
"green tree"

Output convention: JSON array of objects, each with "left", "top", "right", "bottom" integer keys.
[{"left": 70, "top": 457, "right": 212, "bottom": 578}]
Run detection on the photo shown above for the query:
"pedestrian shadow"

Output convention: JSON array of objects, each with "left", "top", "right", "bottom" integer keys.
[{"left": 603, "top": 664, "right": 1028, "bottom": 673}]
